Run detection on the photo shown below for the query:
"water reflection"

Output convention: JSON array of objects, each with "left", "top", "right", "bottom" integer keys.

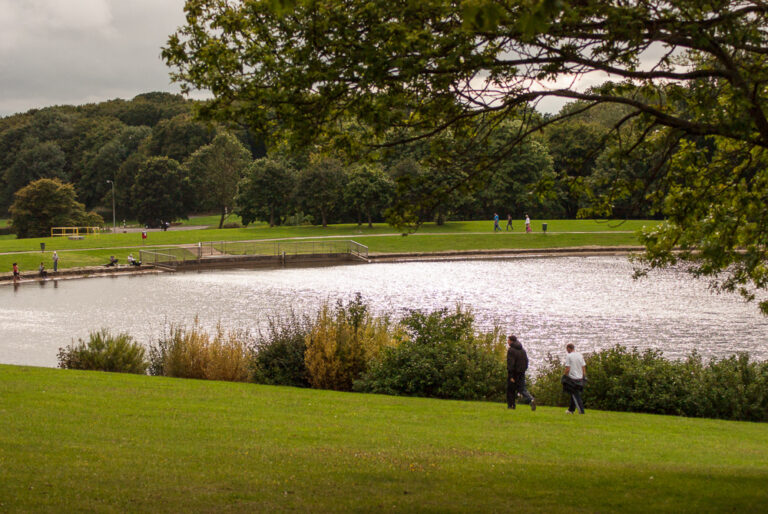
[{"left": 1, "top": 256, "right": 766, "bottom": 369}]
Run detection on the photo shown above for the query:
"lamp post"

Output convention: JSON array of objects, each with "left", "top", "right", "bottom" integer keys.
[{"left": 106, "top": 179, "right": 116, "bottom": 232}]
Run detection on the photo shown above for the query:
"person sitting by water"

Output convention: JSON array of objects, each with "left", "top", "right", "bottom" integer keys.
[
  {"left": 12, "top": 262, "right": 20, "bottom": 281},
  {"left": 127, "top": 253, "right": 141, "bottom": 266},
  {"left": 38, "top": 262, "right": 48, "bottom": 279},
  {"left": 105, "top": 255, "right": 118, "bottom": 267}
]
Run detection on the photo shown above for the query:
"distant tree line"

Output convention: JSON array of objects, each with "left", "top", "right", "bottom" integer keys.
[{"left": 0, "top": 92, "right": 658, "bottom": 237}]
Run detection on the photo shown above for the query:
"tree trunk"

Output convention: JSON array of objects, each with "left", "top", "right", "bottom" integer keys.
[
  {"left": 367, "top": 210, "right": 373, "bottom": 228},
  {"left": 269, "top": 208, "right": 275, "bottom": 228},
  {"left": 219, "top": 207, "right": 226, "bottom": 229},
  {"left": 321, "top": 207, "right": 327, "bottom": 228}
]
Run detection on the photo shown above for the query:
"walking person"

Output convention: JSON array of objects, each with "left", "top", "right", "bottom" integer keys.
[
  {"left": 525, "top": 213, "right": 531, "bottom": 233},
  {"left": 52, "top": 251, "right": 59, "bottom": 272},
  {"left": 506, "top": 335, "right": 536, "bottom": 410},
  {"left": 493, "top": 213, "right": 501, "bottom": 232},
  {"left": 563, "top": 343, "right": 587, "bottom": 414},
  {"left": 506, "top": 213, "right": 513, "bottom": 231}
]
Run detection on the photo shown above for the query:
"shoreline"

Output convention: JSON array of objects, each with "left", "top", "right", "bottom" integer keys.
[{"left": 0, "top": 246, "right": 644, "bottom": 284}]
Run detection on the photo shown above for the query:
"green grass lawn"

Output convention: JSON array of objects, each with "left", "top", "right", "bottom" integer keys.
[
  {"left": 0, "top": 219, "right": 653, "bottom": 273},
  {"left": 0, "top": 365, "right": 766, "bottom": 512}
]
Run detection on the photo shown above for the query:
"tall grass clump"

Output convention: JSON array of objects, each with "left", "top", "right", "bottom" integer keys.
[
  {"left": 531, "top": 345, "right": 768, "bottom": 422},
  {"left": 304, "top": 294, "right": 395, "bottom": 391},
  {"left": 356, "top": 307, "right": 507, "bottom": 401},
  {"left": 149, "top": 322, "right": 252, "bottom": 382},
  {"left": 57, "top": 329, "right": 148, "bottom": 374},
  {"left": 250, "top": 312, "right": 312, "bottom": 387}
]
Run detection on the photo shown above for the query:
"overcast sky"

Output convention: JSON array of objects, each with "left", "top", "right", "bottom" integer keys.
[
  {"left": 0, "top": 0, "right": 194, "bottom": 117},
  {"left": 0, "top": 0, "right": 594, "bottom": 118}
]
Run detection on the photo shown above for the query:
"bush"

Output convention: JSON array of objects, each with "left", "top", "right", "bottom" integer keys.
[
  {"left": 531, "top": 346, "right": 768, "bottom": 422},
  {"left": 251, "top": 313, "right": 312, "bottom": 387},
  {"left": 304, "top": 294, "right": 394, "bottom": 391},
  {"left": 149, "top": 323, "right": 252, "bottom": 382},
  {"left": 57, "top": 329, "right": 148, "bottom": 374},
  {"left": 356, "top": 307, "right": 506, "bottom": 401}
]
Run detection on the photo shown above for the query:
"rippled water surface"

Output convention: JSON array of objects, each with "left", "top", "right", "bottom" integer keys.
[{"left": 1, "top": 256, "right": 766, "bottom": 368}]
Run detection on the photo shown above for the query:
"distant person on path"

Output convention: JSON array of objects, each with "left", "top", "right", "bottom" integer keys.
[
  {"left": 506, "top": 213, "right": 513, "bottom": 231},
  {"left": 12, "top": 262, "right": 19, "bottom": 281},
  {"left": 493, "top": 213, "right": 501, "bottom": 232},
  {"left": 38, "top": 262, "right": 48, "bottom": 279},
  {"left": 563, "top": 343, "right": 587, "bottom": 414},
  {"left": 52, "top": 251, "right": 59, "bottom": 272},
  {"left": 506, "top": 335, "right": 536, "bottom": 410},
  {"left": 525, "top": 214, "right": 531, "bottom": 233}
]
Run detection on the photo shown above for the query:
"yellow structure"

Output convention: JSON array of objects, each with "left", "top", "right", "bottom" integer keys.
[{"left": 50, "top": 226, "right": 101, "bottom": 238}]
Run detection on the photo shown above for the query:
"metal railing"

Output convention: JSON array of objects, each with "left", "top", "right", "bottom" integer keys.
[
  {"left": 200, "top": 239, "right": 368, "bottom": 259},
  {"left": 141, "top": 240, "right": 368, "bottom": 268},
  {"left": 139, "top": 248, "right": 196, "bottom": 268}
]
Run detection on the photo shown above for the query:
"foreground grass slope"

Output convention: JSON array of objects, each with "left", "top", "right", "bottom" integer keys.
[{"left": 1, "top": 366, "right": 766, "bottom": 512}]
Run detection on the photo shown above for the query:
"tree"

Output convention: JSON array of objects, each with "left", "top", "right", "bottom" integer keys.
[
  {"left": 235, "top": 158, "right": 296, "bottom": 227},
  {"left": 9, "top": 178, "right": 102, "bottom": 238},
  {"left": 164, "top": 1, "right": 768, "bottom": 312},
  {"left": 144, "top": 114, "right": 215, "bottom": 163},
  {"left": 184, "top": 132, "right": 252, "bottom": 228},
  {"left": 77, "top": 126, "right": 151, "bottom": 210},
  {"left": 296, "top": 156, "right": 346, "bottom": 228},
  {"left": 2, "top": 139, "right": 68, "bottom": 209},
  {"left": 344, "top": 164, "right": 394, "bottom": 228},
  {"left": 131, "top": 157, "right": 188, "bottom": 227}
]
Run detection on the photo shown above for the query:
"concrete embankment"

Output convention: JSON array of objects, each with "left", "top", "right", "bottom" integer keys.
[
  {"left": 368, "top": 246, "right": 644, "bottom": 262},
  {"left": 0, "top": 265, "right": 160, "bottom": 284}
]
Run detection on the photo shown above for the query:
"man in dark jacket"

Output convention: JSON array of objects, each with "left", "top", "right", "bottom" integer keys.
[{"left": 506, "top": 335, "right": 536, "bottom": 410}]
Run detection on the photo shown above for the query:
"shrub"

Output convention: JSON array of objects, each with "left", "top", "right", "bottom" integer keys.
[
  {"left": 304, "top": 294, "right": 394, "bottom": 391},
  {"left": 251, "top": 313, "right": 312, "bottom": 387},
  {"left": 531, "top": 346, "right": 768, "bottom": 422},
  {"left": 149, "top": 322, "right": 252, "bottom": 382},
  {"left": 356, "top": 307, "right": 506, "bottom": 401},
  {"left": 57, "top": 329, "right": 148, "bottom": 374}
]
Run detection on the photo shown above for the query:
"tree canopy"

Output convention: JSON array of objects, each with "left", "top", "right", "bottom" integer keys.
[
  {"left": 9, "top": 178, "right": 102, "bottom": 238},
  {"left": 164, "top": 0, "right": 768, "bottom": 312},
  {"left": 184, "top": 132, "right": 252, "bottom": 228}
]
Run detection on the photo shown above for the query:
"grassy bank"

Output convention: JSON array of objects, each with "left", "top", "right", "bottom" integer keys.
[
  {"left": 0, "top": 219, "right": 649, "bottom": 272},
  {"left": 1, "top": 365, "right": 766, "bottom": 512}
]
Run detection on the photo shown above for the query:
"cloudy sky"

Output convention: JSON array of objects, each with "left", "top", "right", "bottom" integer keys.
[
  {"left": 0, "top": 0, "right": 193, "bottom": 116},
  {"left": 0, "top": 0, "right": 602, "bottom": 118}
]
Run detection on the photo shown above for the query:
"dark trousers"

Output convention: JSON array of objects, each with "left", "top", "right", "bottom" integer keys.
[
  {"left": 507, "top": 373, "right": 534, "bottom": 407},
  {"left": 568, "top": 390, "right": 585, "bottom": 414}
]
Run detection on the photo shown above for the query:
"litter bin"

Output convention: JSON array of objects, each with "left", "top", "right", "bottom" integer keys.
[
  {"left": 40, "top": 242, "right": 45, "bottom": 252},
  {"left": 541, "top": 223, "right": 548, "bottom": 233}
]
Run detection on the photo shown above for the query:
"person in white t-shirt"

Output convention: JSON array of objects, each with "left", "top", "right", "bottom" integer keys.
[{"left": 564, "top": 343, "right": 587, "bottom": 414}]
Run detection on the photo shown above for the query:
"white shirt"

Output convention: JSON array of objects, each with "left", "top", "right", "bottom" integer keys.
[{"left": 565, "top": 351, "right": 586, "bottom": 379}]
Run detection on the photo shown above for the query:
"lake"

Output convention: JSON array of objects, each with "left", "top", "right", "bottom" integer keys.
[{"left": 1, "top": 256, "right": 766, "bottom": 368}]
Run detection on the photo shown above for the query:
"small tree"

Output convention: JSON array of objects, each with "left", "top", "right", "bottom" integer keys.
[
  {"left": 131, "top": 156, "right": 188, "bottom": 227},
  {"left": 296, "top": 155, "right": 346, "bottom": 227},
  {"left": 344, "top": 164, "right": 394, "bottom": 228},
  {"left": 9, "top": 178, "right": 103, "bottom": 238},
  {"left": 235, "top": 157, "right": 296, "bottom": 227},
  {"left": 184, "top": 132, "right": 251, "bottom": 228}
]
